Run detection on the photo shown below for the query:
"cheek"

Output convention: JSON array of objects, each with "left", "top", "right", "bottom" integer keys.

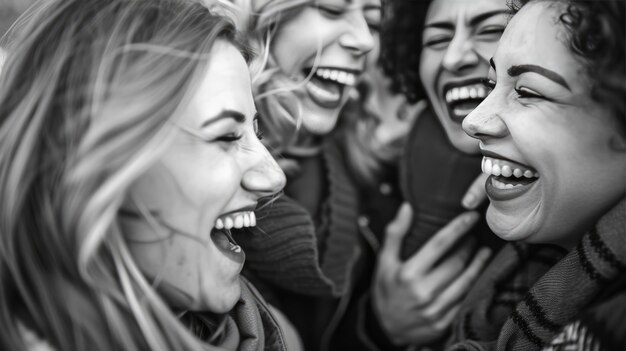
[
  {"left": 419, "top": 50, "right": 442, "bottom": 97},
  {"left": 272, "top": 14, "right": 326, "bottom": 75},
  {"left": 474, "top": 41, "right": 500, "bottom": 62}
]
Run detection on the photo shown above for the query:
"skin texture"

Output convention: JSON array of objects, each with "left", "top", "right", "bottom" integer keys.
[
  {"left": 420, "top": 0, "right": 508, "bottom": 154},
  {"left": 463, "top": 2, "right": 626, "bottom": 249},
  {"left": 271, "top": 0, "right": 381, "bottom": 139},
  {"left": 120, "top": 42, "right": 286, "bottom": 313}
]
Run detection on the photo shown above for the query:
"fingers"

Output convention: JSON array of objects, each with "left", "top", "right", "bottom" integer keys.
[
  {"left": 434, "top": 247, "right": 492, "bottom": 311},
  {"left": 403, "top": 211, "right": 480, "bottom": 276},
  {"left": 421, "top": 238, "right": 476, "bottom": 289},
  {"left": 461, "top": 173, "right": 489, "bottom": 210},
  {"left": 379, "top": 203, "right": 413, "bottom": 268}
]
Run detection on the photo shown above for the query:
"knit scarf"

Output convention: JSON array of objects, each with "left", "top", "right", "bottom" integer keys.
[
  {"left": 182, "top": 278, "right": 287, "bottom": 351},
  {"left": 449, "top": 198, "right": 626, "bottom": 351}
]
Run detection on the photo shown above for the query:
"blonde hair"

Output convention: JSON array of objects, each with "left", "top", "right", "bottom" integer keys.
[
  {"left": 227, "top": 0, "right": 318, "bottom": 156},
  {"left": 0, "top": 0, "right": 249, "bottom": 350}
]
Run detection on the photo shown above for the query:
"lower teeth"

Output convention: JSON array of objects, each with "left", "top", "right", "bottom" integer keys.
[{"left": 492, "top": 178, "right": 525, "bottom": 190}]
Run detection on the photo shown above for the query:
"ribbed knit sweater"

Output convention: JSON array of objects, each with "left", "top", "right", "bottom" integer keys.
[{"left": 233, "top": 138, "right": 362, "bottom": 350}]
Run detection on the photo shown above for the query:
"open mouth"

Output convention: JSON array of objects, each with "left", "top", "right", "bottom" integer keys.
[
  {"left": 482, "top": 156, "right": 540, "bottom": 201},
  {"left": 210, "top": 210, "right": 256, "bottom": 263},
  {"left": 443, "top": 79, "right": 491, "bottom": 123},
  {"left": 303, "top": 67, "right": 358, "bottom": 109}
]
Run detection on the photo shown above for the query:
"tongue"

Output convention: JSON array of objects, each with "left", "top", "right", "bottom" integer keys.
[
  {"left": 210, "top": 228, "right": 236, "bottom": 250},
  {"left": 305, "top": 76, "right": 343, "bottom": 108},
  {"left": 449, "top": 100, "right": 482, "bottom": 122},
  {"left": 310, "top": 76, "right": 341, "bottom": 95}
]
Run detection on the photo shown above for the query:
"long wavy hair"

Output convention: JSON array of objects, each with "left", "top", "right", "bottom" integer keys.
[
  {"left": 0, "top": 0, "right": 249, "bottom": 350},
  {"left": 227, "top": 0, "right": 319, "bottom": 157}
]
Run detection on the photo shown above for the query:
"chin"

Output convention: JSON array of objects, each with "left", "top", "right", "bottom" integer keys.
[
  {"left": 200, "top": 280, "right": 242, "bottom": 313},
  {"left": 486, "top": 204, "right": 544, "bottom": 243},
  {"left": 301, "top": 107, "right": 341, "bottom": 135}
]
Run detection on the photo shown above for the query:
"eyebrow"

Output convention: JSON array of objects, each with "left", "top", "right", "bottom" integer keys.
[
  {"left": 201, "top": 109, "right": 246, "bottom": 128},
  {"left": 507, "top": 64, "right": 571, "bottom": 90},
  {"left": 424, "top": 9, "right": 510, "bottom": 30}
]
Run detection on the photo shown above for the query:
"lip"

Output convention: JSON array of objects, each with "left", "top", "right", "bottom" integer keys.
[
  {"left": 440, "top": 77, "right": 488, "bottom": 123},
  {"left": 485, "top": 174, "right": 538, "bottom": 201},
  {"left": 480, "top": 149, "right": 536, "bottom": 171},
  {"left": 219, "top": 204, "right": 257, "bottom": 217}
]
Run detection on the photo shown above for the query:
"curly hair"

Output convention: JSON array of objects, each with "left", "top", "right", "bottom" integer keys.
[{"left": 379, "top": 0, "right": 432, "bottom": 103}]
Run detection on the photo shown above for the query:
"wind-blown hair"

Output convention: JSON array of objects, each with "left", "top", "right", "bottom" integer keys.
[
  {"left": 227, "top": 0, "right": 316, "bottom": 156},
  {"left": 511, "top": 0, "right": 625, "bottom": 133},
  {"left": 0, "top": 0, "right": 248, "bottom": 350}
]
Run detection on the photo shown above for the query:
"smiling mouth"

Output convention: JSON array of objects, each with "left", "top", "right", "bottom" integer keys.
[
  {"left": 482, "top": 156, "right": 540, "bottom": 201},
  {"left": 443, "top": 80, "right": 490, "bottom": 123},
  {"left": 303, "top": 67, "right": 358, "bottom": 109}
]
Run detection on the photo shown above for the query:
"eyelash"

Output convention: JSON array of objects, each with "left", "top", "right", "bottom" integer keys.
[
  {"left": 316, "top": 4, "right": 345, "bottom": 18},
  {"left": 478, "top": 26, "right": 505, "bottom": 36},
  {"left": 216, "top": 133, "right": 243, "bottom": 143},
  {"left": 515, "top": 87, "right": 547, "bottom": 100}
]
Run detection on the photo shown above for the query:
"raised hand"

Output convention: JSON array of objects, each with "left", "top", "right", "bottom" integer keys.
[{"left": 372, "top": 203, "right": 491, "bottom": 346}]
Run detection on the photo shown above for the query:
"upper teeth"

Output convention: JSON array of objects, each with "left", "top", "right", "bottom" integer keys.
[
  {"left": 315, "top": 68, "right": 356, "bottom": 86},
  {"left": 215, "top": 211, "right": 256, "bottom": 230},
  {"left": 445, "top": 84, "right": 489, "bottom": 103},
  {"left": 482, "top": 156, "right": 539, "bottom": 178}
]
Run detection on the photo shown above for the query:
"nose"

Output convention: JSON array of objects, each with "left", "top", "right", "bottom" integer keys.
[
  {"left": 241, "top": 143, "right": 286, "bottom": 198},
  {"left": 338, "top": 11, "right": 375, "bottom": 56},
  {"left": 441, "top": 33, "right": 479, "bottom": 73},
  {"left": 462, "top": 94, "right": 509, "bottom": 140}
]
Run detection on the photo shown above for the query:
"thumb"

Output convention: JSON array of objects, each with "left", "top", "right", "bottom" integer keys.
[{"left": 380, "top": 202, "right": 413, "bottom": 265}]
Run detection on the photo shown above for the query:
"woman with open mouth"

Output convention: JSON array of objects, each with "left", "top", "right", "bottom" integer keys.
[
  {"left": 456, "top": 0, "right": 625, "bottom": 349},
  {"left": 0, "top": 0, "right": 287, "bottom": 350},
  {"left": 369, "top": 0, "right": 510, "bottom": 348},
  {"left": 225, "top": 0, "right": 382, "bottom": 349}
]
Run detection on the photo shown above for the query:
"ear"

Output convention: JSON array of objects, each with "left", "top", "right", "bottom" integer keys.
[{"left": 609, "top": 134, "right": 626, "bottom": 152}]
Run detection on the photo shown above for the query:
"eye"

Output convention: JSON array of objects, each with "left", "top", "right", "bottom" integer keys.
[
  {"left": 423, "top": 36, "right": 452, "bottom": 49},
  {"left": 315, "top": 4, "right": 345, "bottom": 18},
  {"left": 216, "top": 133, "right": 243, "bottom": 143},
  {"left": 476, "top": 25, "right": 505, "bottom": 40},
  {"left": 515, "top": 86, "right": 544, "bottom": 99}
]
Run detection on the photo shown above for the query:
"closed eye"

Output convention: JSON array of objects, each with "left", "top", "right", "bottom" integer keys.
[
  {"left": 315, "top": 4, "right": 345, "bottom": 18},
  {"left": 424, "top": 36, "right": 453, "bottom": 48},
  {"left": 515, "top": 86, "right": 545, "bottom": 100},
  {"left": 216, "top": 133, "right": 243, "bottom": 142}
]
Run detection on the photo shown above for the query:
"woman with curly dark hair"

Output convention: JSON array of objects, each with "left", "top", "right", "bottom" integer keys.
[
  {"left": 370, "top": 0, "right": 509, "bottom": 349},
  {"left": 451, "top": 0, "right": 625, "bottom": 350}
]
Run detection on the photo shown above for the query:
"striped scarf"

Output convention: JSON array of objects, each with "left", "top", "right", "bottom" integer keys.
[{"left": 449, "top": 198, "right": 626, "bottom": 351}]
